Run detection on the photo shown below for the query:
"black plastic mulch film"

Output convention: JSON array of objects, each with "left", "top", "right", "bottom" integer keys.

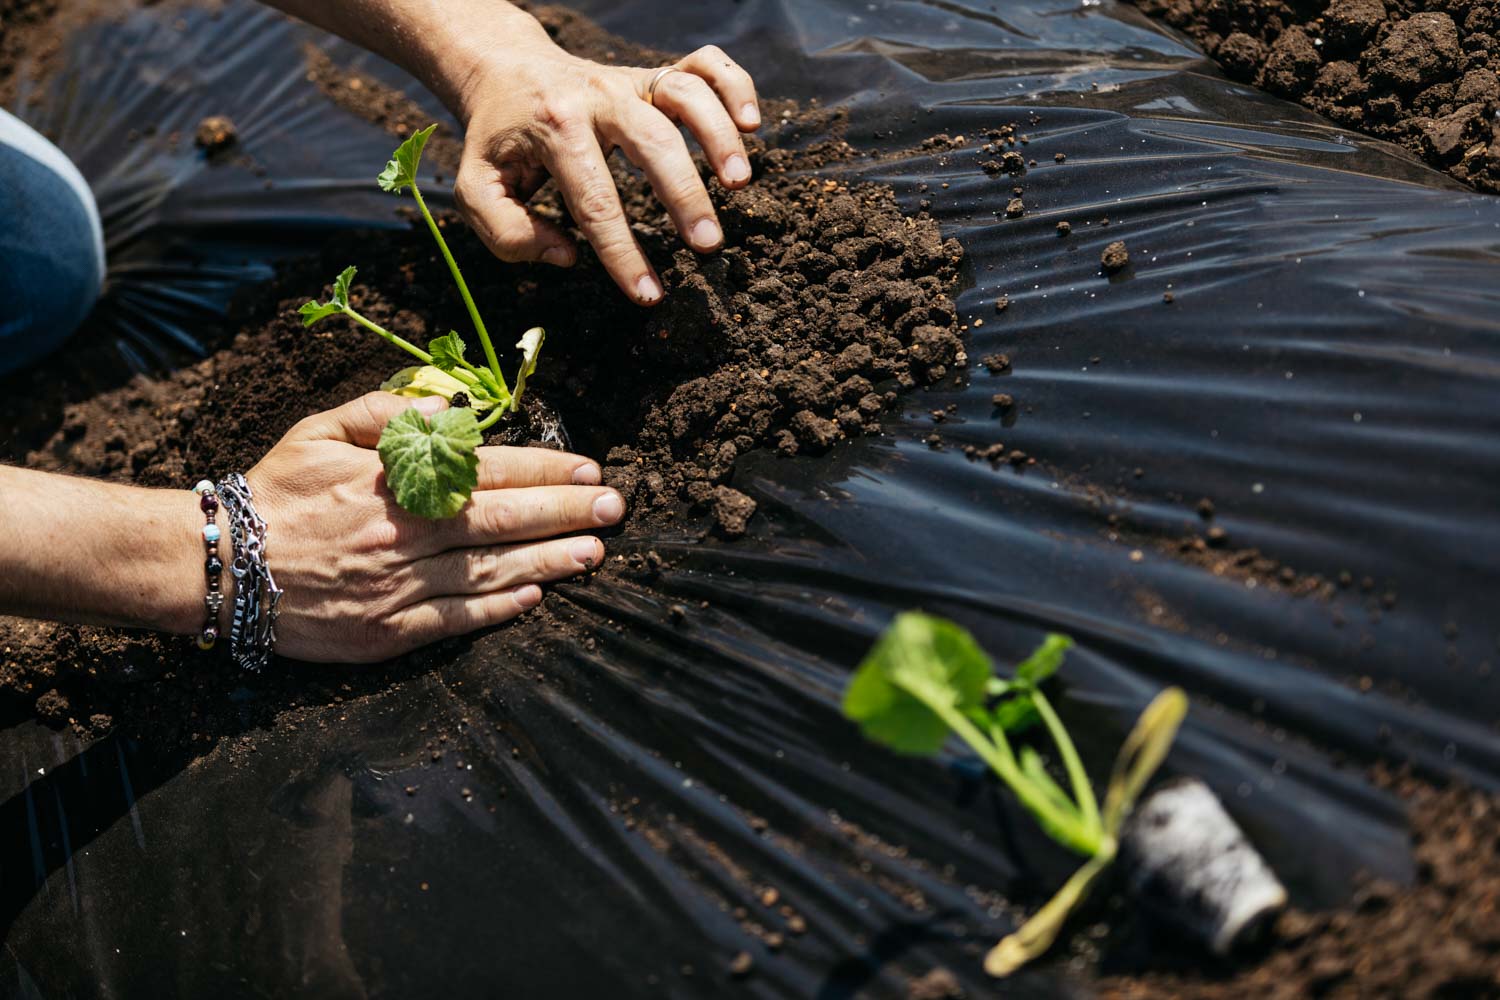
[{"left": 3, "top": 0, "right": 1499, "bottom": 996}]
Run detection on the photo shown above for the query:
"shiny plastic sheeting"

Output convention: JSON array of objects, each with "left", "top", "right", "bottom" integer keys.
[{"left": 2, "top": 0, "right": 1499, "bottom": 996}]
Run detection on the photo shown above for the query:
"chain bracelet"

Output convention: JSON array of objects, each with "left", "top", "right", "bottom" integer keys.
[{"left": 216, "top": 473, "right": 283, "bottom": 672}]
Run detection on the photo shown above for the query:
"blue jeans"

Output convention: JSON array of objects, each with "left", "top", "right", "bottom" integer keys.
[{"left": 0, "top": 108, "right": 104, "bottom": 376}]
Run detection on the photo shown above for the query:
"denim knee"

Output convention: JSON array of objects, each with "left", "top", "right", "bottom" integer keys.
[{"left": 0, "top": 109, "right": 105, "bottom": 376}]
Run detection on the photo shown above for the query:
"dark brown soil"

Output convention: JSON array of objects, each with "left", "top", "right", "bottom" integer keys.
[
  {"left": 0, "top": 3, "right": 964, "bottom": 738},
  {"left": 2, "top": 4, "right": 1497, "bottom": 998},
  {"left": 1098, "top": 769, "right": 1500, "bottom": 999},
  {"left": 1133, "top": 0, "right": 1500, "bottom": 193}
]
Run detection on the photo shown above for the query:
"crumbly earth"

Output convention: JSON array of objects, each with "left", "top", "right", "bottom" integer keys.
[
  {"left": 1133, "top": 0, "right": 1500, "bottom": 193},
  {"left": 1, "top": 4, "right": 1497, "bottom": 999},
  {"left": 1097, "top": 770, "right": 1500, "bottom": 999},
  {"left": 0, "top": 4, "right": 965, "bottom": 736}
]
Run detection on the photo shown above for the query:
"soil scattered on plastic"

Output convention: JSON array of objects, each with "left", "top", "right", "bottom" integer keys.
[
  {"left": 0, "top": 3, "right": 964, "bottom": 738},
  {"left": 1098, "top": 769, "right": 1500, "bottom": 998},
  {"left": 1134, "top": 0, "right": 1500, "bottom": 193}
]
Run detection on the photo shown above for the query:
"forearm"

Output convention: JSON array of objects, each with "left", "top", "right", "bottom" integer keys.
[
  {"left": 0, "top": 466, "right": 208, "bottom": 634},
  {"left": 261, "top": 0, "right": 550, "bottom": 117}
]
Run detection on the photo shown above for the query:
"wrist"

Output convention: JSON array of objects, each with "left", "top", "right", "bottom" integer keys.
[
  {"left": 142, "top": 486, "right": 232, "bottom": 638},
  {"left": 414, "top": 2, "right": 555, "bottom": 124}
]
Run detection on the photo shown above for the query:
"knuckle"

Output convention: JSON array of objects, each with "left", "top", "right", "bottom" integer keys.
[
  {"left": 572, "top": 184, "right": 621, "bottom": 227},
  {"left": 476, "top": 498, "right": 516, "bottom": 539},
  {"left": 697, "top": 44, "right": 727, "bottom": 62},
  {"left": 362, "top": 518, "right": 405, "bottom": 553},
  {"left": 535, "top": 96, "right": 584, "bottom": 133},
  {"left": 470, "top": 548, "right": 506, "bottom": 585},
  {"left": 638, "top": 120, "right": 684, "bottom": 157}
]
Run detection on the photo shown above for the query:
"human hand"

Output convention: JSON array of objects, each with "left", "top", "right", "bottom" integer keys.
[
  {"left": 243, "top": 393, "right": 623, "bottom": 663},
  {"left": 446, "top": 12, "right": 761, "bottom": 304}
]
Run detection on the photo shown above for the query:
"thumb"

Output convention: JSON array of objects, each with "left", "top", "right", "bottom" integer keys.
[{"left": 291, "top": 392, "right": 447, "bottom": 448}]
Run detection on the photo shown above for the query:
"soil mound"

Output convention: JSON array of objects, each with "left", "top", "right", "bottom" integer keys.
[{"left": 1133, "top": 0, "right": 1500, "bottom": 193}]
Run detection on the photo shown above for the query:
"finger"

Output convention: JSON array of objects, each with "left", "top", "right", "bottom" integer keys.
[
  {"left": 676, "top": 46, "right": 760, "bottom": 132},
  {"left": 455, "top": 158, "right": 576, "bottom": 267},
  {"left": 389, "top": 585, "right": 543, "bottom": 647},
  {"left": 289, "top": 392, "right": 445, "bottom": 448},
  {"left": 543, "top": 119, "right": 662, "bottom": 304},
  {"left": 477, "top": 446, "right": 601, "bottom": 489},
  {"left": 439, "top": 485, "right": 625, "bottom": 549},
  {"left": 608, "top": 101, "right": 723, "bottom": 254},
  {"left": 646, "top": 70, "right": 751, "bottom": 188},
  {"left": 406, "top": 536, "right": 603, "bottom": 602}
]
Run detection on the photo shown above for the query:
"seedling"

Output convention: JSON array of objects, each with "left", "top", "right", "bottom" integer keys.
[
  {"left": 300, "top": 125, "right": 545, "bottom": 518},
  {"left": 843, "top": 612, "right": 1186, "bottom": 976}
]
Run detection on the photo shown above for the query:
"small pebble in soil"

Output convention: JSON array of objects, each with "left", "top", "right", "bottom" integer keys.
[
  {"left": 1163, "top": 291, "right": 1174, "bottom": 303},
  {"left": 1057, "top": 220, "right": 1071, "bottom": 236},
  {"left": 1054, "top": 152, "right": 1067, "bottom": 163},
  {"left": 1207, "top": 526, "right": 1228, "bottom": 546},
  {"left": 981, "top": 353, "right": 1011, "bottom": 373},
  {"left": 991, "top": 393, "right": 1014, "bottom": 409},
  {"left": 194, "top": 115, "right": 237, "bottom": 154},
  {"left": 1101, "top": 240, "right": 1130, "bottom": 272},
  {"left": 994, "top": 295, "right": 1009, "bottom": 313},
  {"left": 729, "top": 952, "right": 755, "bottom": 978},
  {"left": 907, "top": 967, "right": 964, "bottom": 1000},
  {"left": 1197, "top": 497, "right": 1216, "bottom": 519},
  {"left": 1005, "top": 198, "right": 1025, "bottom": 218}
]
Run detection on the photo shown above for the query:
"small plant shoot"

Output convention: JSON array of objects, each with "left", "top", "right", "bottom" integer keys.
[
  {"left": 843, "top": 612, "right": 1186, "bottom": 977},
  {"left": 300, "top": 124, "right": 546, "bottom": 518}
]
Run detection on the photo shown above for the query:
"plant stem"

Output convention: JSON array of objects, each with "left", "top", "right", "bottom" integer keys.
[
  {"left": 342, "top": 307, "right": 432, "bottom": 365},
  {"left": 1031, "top": 688, "right": 1102, "bottom": 839},
  {"left": 983, "top": 842, "right": 1116, "bottom": 977},
  {"left": 409, "top": 182, "right": 506, "bottom": 388},
  {"left": 474, "top": 407, "right": 505, "bottom": 432},
  {"left": 939, "top": 704, "right": 1101, "bottom": 857}
]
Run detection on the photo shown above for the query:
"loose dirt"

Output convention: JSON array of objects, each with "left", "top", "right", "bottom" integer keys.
[
  {"left": 0, "top": 3, "right": 1495, "bottom": 998},
  {"left": 1134, "top": 0, "right": 1500, "bottom": 193}
]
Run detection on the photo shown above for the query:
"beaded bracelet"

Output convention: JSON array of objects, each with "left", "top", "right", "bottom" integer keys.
[{"left": 193, "top": 479, "right": 225, "bottom": 650}]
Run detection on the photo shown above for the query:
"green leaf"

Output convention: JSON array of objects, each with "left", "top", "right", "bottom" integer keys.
[
  {"left": 992, "top": 694, "right": 1041, "bottom": 734},
  {"left": 378, "top": 124, "right": 437, "bottom": 194},
  {"left": 511, "top": 326, "right": 545, "bottom": 409},
  {"left": 299, "top": 265, "right": 357, "bottom": 326},
  {"left": 1016, "top": 634, "right": 1073, "bottom": 685},
  {"left": 842, "top": 612, "right": 993, "bottom": 755},
  {"left": 376, "top": 406, "right": 482, "bottom": 519},
  {"left": 428, "top": 331, "right": 468, "bottom": 372}
]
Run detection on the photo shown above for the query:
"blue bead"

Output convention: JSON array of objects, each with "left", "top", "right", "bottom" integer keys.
[{"left": 202, "top": 524, "right": 221, "bottom": 543}]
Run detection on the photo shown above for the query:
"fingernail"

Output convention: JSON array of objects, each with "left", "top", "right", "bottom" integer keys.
[
  {"left": 412, "top": 396, "right": 446, "bottom": 415},
  {"left": 691, "top": 217, "right": 722, "bottom": 250},
  {"left": 724, "top": 154, "right": 751, "bottom": 184},
  {"left": 636, "top": 274, "right": 662, "bottom": 303},
  {"left": 542, "top": 245, "right": 573, "bottom": 267},
  {"left": 514, "top": 584, "right": 543, "bottom": 609},
  {"left": 593, "top": 491, "right": 625, "bottom": 525},
  {"left": 569, "top": 537, "right": 601, "bottom": 566},
  {"left": 571, "top": 462, "right": 601, "bottom": 485},
  {"left": 742, "top": 103, "right": 761, "bottom": 127}
]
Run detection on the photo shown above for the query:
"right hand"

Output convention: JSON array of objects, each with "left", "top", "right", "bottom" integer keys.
[
  {"left": 243, "top": 393, "right": 623, "bottom": 663},
  {"left": 445, "top": 9, "right": 761, "bottom": 304}
]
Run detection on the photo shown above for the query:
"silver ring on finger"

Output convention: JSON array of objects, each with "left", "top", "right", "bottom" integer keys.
[{"left": 646, "top": 66, "right": 681, "bottom": 108}]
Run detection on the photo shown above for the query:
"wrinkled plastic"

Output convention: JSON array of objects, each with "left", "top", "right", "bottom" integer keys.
[{"left": 3, "top": 0, "right": 1499, "bottom": 996}]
